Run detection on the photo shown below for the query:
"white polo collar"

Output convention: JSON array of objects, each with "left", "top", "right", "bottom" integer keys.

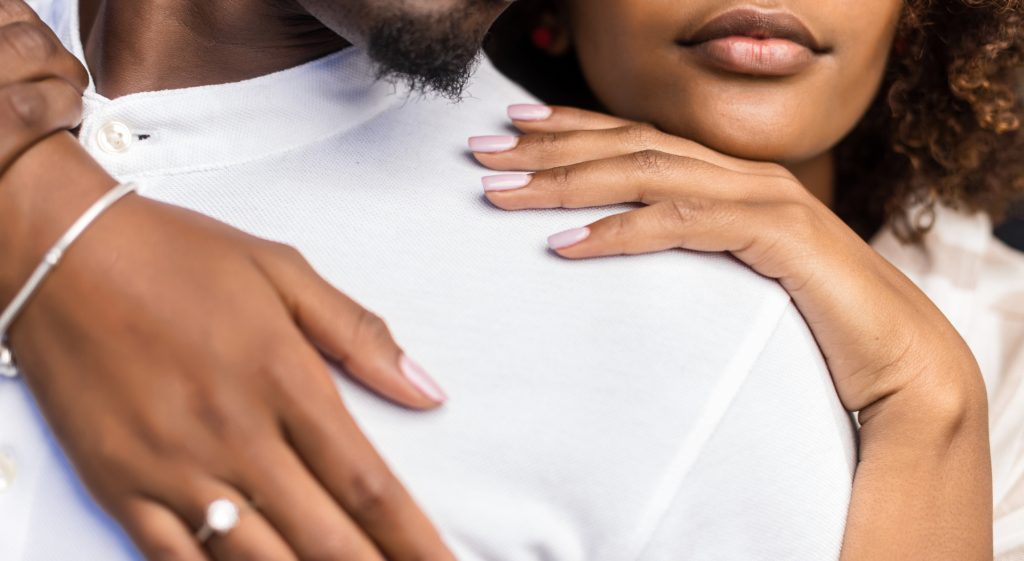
[{"left": 56, "top": 0, "right": 406, "bottom": 179}]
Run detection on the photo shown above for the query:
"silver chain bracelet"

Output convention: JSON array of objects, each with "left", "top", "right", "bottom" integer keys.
[{"left": 0, "top": 182, "right": 139, "bottom": 378}]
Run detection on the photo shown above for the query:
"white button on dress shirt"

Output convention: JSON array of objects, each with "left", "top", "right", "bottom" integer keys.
[
  {"left": 0, "top": 450, "right": 15, "bottom": 494},
  {"left": 96, "top": 121, "right": 134, "bottom": 154}
]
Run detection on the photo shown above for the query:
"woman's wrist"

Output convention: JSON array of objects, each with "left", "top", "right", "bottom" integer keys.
[
  {"left": 0, "top": 132, "right": 117, "bottom": 299},
  {"left": 858, "top": 350, "right": 988, "bottom": 445},
  {"left": 845, "top": 358, "right": 992, "bottom": 560}
]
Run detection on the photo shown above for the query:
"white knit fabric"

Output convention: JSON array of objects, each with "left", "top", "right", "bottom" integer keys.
[{"left": 0, "top": 2, "right": 861, "bottom": 560}]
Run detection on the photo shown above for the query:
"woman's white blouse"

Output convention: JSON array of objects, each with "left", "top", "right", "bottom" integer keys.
[{"left": 873, "top": 205, "right": 1024, "bottom": 560}]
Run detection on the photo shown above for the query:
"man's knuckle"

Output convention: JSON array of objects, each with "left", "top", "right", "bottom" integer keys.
[
  {"left": 0, "top": 21, "right": 53, "bottom": 60},
  {"left": 0, "top": 1, "right": 34, "bottom": 24},
  {"left": 56, "top": 82, "right": 83, "bottom": 121},
  {"left": 2, "top": 85, "right": 44, "bottom": 128}
]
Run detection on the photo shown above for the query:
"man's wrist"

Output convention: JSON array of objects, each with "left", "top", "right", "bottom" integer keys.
[{"left": 0, "top": 133, "right": 117, "bottom": 299}]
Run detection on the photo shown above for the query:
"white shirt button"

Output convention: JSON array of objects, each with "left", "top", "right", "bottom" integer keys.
[
  {"left": 96, "top": 121, "right": 135, "bottom": 154},
  {"left": 0, "top": 451, "right": 15, "bottom": 494}
]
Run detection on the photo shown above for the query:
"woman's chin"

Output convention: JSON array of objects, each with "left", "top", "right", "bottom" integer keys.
[{"left": 658, "top": 121, "right": 831, "bottom": 166}]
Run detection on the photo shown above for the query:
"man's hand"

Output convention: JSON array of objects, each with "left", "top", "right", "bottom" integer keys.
[
  {"left": 1, "top": 119, "right": 454, "bottom": 561},
  {"left": 0, "top": 0, "right": 88, "bottom": 174}
]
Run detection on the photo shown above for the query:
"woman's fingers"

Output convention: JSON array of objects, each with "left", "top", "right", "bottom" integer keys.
[
  {"left": 282, "top": 380, "right": 457, "bottom": 561},
  {"left": 483, "top": 151, "right": 755, "bottom": 210},
  {"left": 162, "top": 477, "right": 298, "bottom": 561},
  {"left": 257, "top": 243, "right": 447, "bottom": 410},
  {"left": 235, "top": 441, "right": 387, "bottom": 561},
  {"left": 546, "top": 198, "right": 769, "bottom": 260},
  {"left": 472, "top": 119, "right": 786, "bottom": 177},
  {"left": 118, "top": 498, "right": 209, "bottom": 561},
  {"left": 508, "top": 104, "right": 632, "bottom": 133}
]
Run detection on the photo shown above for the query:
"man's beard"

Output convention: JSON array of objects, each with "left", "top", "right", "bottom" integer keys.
[{"left": 365, "top": 6, "right": 489, "bottom": 100}]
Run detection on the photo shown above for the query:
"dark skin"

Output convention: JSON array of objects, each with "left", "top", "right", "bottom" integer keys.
[
  {"left": 0, "top": 0, "right": 509, "bottom": 560},
  {"left": 79, "top": 0, "right": 348, "bottom": 97}
]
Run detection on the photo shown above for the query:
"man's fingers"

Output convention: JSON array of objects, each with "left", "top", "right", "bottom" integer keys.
[
  {"left": 508, "top": 103, "right": 633, "bottom": 133},
  {"left": 471, "top": 124, "right": 785, "bottom": 176},
  {"left": 119, "top": 498, "right": 209, "bottom": 561},
  {"left": 0, "top": 0, "right": 38, "bottom": 26},
  {"left": 0, "top": 77, "right": 83, "bottom": 171},
  {"left": 282, "top": 393, "right": 457, "bottom": 561},
  {"left": 258, "top": 244, "right": 447, "bottom": 409},
  {"left": 546, "top": 198, "right": 761, "bottom": 260},
  {"left": 236, "top": 442, "right": 387, "bottom": 561},
  {"left": 0, "top": 20, "right": 90, "bottom": 91},
  {"left": 483, "top": 151, "right": 750, "bottom": 211}
]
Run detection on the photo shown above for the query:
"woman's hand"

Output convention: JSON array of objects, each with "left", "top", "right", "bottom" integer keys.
[
  {"left": 1, "top": 5, "right": 452, "bottom": 558},
  {"left": 0, "top": 139, "right": 454, "bottom": 560},
  {"left": 471, "top": 105, "right": 993, "bottom": 560}
]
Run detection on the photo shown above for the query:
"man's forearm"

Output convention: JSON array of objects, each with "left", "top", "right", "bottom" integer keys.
[
  {"left": 841, "top": 371, "right": 992, "bottom": 560},
  {"left": 0, "top": 132, "right": 117, "bottom": 298}
]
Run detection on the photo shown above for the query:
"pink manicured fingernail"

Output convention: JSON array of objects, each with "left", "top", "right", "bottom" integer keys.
[
  {"left": 508, "top": 104, "right": 553, "bottom": 121},
  {"left": 482, "top": 173, "right": 532, "bottom": 192},
  {"left": 399, "top": 355, "right": 448, "bottom": 404},
  {"left": 469, "top": 135, "right": 519, "bottom": 153},
  {"left": 548, "top": 227, "right": 591, "bottom": 250}
]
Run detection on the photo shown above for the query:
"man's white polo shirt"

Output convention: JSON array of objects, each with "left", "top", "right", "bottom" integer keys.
[{"left": 1, "top": 1, "right": 856, "bottom": 559}]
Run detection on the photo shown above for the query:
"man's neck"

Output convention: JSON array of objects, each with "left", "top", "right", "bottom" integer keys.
[{"left": 80, "top": 0, "right": 350, "bottom": 98}]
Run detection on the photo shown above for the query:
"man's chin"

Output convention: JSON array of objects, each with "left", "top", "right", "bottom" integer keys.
[{"left": 364, "top": 2, "right": 507, "bottom": 100}]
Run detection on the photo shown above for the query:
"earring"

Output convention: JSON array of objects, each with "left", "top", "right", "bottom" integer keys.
[
  {"left": 532, "top": 25, "right": 556, "bottom": 51},
  {"left": 529, "top": 11, "right": 571, "bottom": 56},
  {"left": 893, "top": 34, "right": 909, "bottom": 56}
]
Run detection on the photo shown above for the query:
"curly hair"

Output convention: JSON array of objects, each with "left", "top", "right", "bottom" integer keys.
[
  {"left": 485, "top": 0, "right": 1024, "bottom": 242},
  {"left": 838, "top": 0, "right": 1024, "bottom": 241}
]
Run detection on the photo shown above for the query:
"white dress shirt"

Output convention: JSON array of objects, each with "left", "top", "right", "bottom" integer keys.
[{"left": 0, "top": 2, "right": 859, "bottom": 559}]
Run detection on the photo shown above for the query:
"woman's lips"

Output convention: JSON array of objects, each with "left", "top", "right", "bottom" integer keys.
[
  {"left": 693, "top": 37, "right": 815, "bottom": 77},
  {"left": 678, "top": 9, "right": 830, "bottom": 78}
]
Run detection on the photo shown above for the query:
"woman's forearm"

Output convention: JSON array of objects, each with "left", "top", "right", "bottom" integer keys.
[
  {"left": 0, "top": 132, "right": 117, "bottom": 297},
  {"left": 841, "top": 367, "right": 992, "bottom": 560}
]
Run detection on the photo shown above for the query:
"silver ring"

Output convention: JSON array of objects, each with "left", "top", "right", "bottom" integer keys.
[{"left": 195, "top": 497, "right": 243, "bottom": 544}]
